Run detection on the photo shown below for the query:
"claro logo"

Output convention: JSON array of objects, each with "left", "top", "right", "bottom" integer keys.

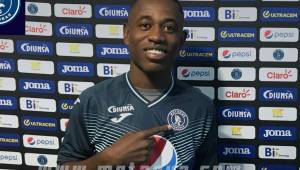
[
  {"left": 25, "top": 21, "right": 52, "bottom": 36},
  {"left": 218, "top": 87, "right": 256, "bottom": 101},
  {"left": 54, "top": 4, "right": 92, "bottom": 18},
  {"left": 259, "top": 68, "right": 297, "bottom": 82}
]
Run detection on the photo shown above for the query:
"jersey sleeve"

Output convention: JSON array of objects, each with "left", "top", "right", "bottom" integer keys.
[
  {"left": 194, "top": 99, "right": 218, "bottom": 169},
  {"left": 57, "top": 97, "right": 95, "bottom": 165}
]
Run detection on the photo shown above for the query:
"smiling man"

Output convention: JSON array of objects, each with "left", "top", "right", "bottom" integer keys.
[{"left": 57, "top": 0, "right": 217, "bottom": 169}]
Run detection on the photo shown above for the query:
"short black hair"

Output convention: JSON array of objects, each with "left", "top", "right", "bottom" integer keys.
[{"left": 129, "top": 0, "right": 184, "bottom": 15}]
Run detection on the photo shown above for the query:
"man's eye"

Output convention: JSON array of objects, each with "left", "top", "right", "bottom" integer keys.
[
  {"left": 164, "top": 25, "right": 176, "bottom": 32},
  {"left": 139, "top": 23, "right": 150, "bottom": 30}
]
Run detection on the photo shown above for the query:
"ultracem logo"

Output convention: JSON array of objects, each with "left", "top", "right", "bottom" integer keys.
[
  {"left": 261, "top": 7, "right": 299, "bottom": 22},
  {"left": 0, "top": 0, "right": 21, "bottom": 25},
  {"left": 218, "top": 27, "right": 256, "bottom": 42},
  {"left": 58, "top": 99, "right": 75, "bottom": 113}
]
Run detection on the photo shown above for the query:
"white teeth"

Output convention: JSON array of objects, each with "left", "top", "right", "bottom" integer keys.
[{"left": 147, "top": 49, "right": 165, "bottom": 54}]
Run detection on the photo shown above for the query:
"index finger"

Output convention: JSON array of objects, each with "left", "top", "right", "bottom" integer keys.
[{"left": 141, "top": 125, "right": 172, "bottom": 138}]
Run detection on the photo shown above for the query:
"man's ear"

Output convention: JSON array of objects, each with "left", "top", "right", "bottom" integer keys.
[{"left": 123, "top": 23, "right": 129, "bottom": 45}]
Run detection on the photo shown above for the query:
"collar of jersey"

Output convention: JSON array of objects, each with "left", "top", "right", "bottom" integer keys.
[{"left": 125, "top": 72, "right": 174, "bottom": 108}]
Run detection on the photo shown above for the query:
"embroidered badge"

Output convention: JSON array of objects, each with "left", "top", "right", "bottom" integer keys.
[
  {"left": 0, "top": 0, "right": 21, "bottom": 25},
  {"left": 167, "top": 109, "right": 188, "bottom": 131}
]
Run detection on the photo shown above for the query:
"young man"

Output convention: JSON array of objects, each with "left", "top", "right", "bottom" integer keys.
[{"left": 57, "top": 0, "right": 217, "bottom": 169}]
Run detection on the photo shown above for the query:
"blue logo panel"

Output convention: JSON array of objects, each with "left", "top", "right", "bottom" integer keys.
[
  {"left": 218, "top": 106, "right": 256, "bottom": 121},
  {"left": 0, "top": 96, "right": 17, "bottom": 110},
  {"left": 0, "top": 133, "right": 20, "bottom": 147},
  {"left": 258, "top": 164, "right": 296, "bottom": 170},
  {"left": 55, "top": 23, "right": 93, "bottom": 38},
  {"left": 220, "top": 0, "right": 255, "bottom": 1},
  {"left": 0, "top": 58, "right": 15, "bottom": 72},
  {"left": 258, "top": 126, "right": 297, "bottom": 141},
  {"left": 96, "top": 44, "right": 129, "bottom": 59},
  {"left": 95, "top": 5, "right": 129, "bottom": 19},
  {"left": 0, "top": 0, "right": 24, "bottom": 35},
  {"left": 58, "top": 99, "right": 75, "bottom": 113},
  {"left": 219, "top": 144, "right": 256, "bottom": 158},
  {"left": 261, "top": 8, "right": 299, "bottom": 22},
  {"left": 259, "top": 87, "right": 297, "bottom": 102},
  {"left": 177, "top": 47, "right": 216, "bottom": 61},
  {"left": 218, "top": 27, "right": 256, "bottom": 42},
  {"left": 57, "top": 62, "right": 95, "bottom": 77},
  {"left": 16, "top": 40, "right": 53, "bottom": 56},
  {"left": 21, "top": 116, "right": 58, "bottom": 131},
  {"left": 19, "top": 79, "right": 55, "bottom": 94},
  {"left": 183, "top": 7, "right": 215, "bottom": 21}
]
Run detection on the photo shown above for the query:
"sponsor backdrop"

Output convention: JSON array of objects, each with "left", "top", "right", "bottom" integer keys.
[{"left": 0, "top": 0, "right": 299, "bottom": 169}]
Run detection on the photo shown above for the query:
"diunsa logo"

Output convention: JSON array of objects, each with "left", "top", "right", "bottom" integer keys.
[{"left": 107, "top": 104, "right": 134, "bottom": 113}]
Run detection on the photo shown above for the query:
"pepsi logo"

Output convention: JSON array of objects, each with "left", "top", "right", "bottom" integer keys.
[
  {"left": 134, "top": 135, "right": 177, "bottom": 170},
  {"left": 181, "top": 69, "right": 190, "bottom": 77},
  {"left": 27, "top": 137, "right": 35, "bottom": 145},
  {"left": 222, "top": 50, "right": 231, "bottom": 58},
  {"left": 264, "top": 30, "right": 273, "bottom": 39}
]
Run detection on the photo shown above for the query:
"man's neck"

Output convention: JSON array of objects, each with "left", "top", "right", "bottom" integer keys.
[{"left": 129, "top": 68, "right": 172, "bottom": 89}]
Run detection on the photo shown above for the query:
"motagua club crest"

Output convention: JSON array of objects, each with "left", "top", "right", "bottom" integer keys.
[
  {"left": 167, "top": 109, "right": 189, "bottom": 131},
  {"left": 0, "top": 0, "right": 21, "bottom": 25}
]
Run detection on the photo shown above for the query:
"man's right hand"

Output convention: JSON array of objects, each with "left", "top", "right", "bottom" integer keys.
[{"left": 102, "top": 124, "right": 172, "bottom": 166}]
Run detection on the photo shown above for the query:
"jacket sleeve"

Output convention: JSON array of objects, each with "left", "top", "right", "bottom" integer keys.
[{"left": 57, "top": 96, "right": 95, "bottom": 165}]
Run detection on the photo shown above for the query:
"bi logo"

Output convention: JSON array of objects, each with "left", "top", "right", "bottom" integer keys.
[
  {"left": 0, "top": 0, "right": 21, "bottom": 25},
  {"left": 135, "top": 135, "right": 177, "bottom": 170}
]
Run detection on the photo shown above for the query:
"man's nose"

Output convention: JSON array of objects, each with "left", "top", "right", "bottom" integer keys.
[{"left": 148, "top": 25, "right": 166, "bottom": 43}]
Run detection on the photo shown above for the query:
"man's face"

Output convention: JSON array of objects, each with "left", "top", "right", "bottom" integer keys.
[{"left": 124, "top": 0, "right": 185, "bottom": 73}]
